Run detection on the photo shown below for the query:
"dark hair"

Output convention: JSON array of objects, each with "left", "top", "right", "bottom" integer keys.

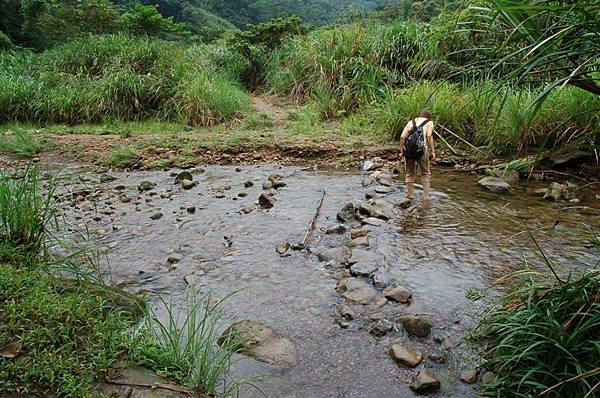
[{"left": 420, "top": 111, "right": 432, "bottom": 120}]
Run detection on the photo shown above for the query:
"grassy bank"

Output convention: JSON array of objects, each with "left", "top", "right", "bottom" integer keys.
[{"left": 0, "top": 166, "right": 243, "bottom": 397}]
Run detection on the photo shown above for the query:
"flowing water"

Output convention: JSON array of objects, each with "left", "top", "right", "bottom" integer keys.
[{"left": 45, "top": 161, "right": 600, "bottom": 398}]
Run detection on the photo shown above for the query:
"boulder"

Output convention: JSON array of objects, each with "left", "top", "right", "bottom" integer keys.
[
  {"left": 336, "top": 278, "right": 379, "bottom": 305},
  {"left": 383, "top": 286, "right": 412, "bottom": 304},
  {"left": 388, "top": 345, "right": 422, "bottom": 368},
  {"left": 551, "top": 150, "right": 592, "bottom": 169},
  {"left": 478, "top": 176, "right": 511, "bottom": 193},
  {"left": 459, "top": 369, "right": 479, "bottom": 384},
  {"left": 337, "top": 203, "right": 357, "bottom": 223},
  {"left": 399, "top": 315, "right": 432, "bottom": 338},
  {"left": 218, "top": 320, "right": 297, "bottom": 366},
  {"left": 410, "top": 370, "right": 441, "bottom": 394},
  {"left": 358, "top": 203, "right": 391, "bottom": 220},
  {"left": 317, "top": 246, "right": 351, "bottom": 265},
  {"left": 262, "top": 180, "right": 274, "bottom": 190},
  {"left": 349, "top": 249, "right": 378, "bottom": 265},
  {"left": 258, "top": 193, "right": 277, "bottom": 209}
]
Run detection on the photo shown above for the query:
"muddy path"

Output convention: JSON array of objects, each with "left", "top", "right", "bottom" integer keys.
[{"left": 17, "top": 153, "right": 594, "bottom": 398}]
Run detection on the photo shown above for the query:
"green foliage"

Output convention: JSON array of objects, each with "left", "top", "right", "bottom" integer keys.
[
  {"left": 477, "top": 272, "right": 600, "bottom": 397},
  {"left": 121, "top": 2, "right": 187, "bottom": 36},
  {"left": 0, "top": 166, "right": 56, "bottom": 259},
  {"left": 267, "top": 22, "right": 444, "bottom": 117},
  {"left": 0, "top": 34, "right": 250, "bottom": 126},
  {"left": 107, "top": 145, "right": 137, "bottom": 167},
  {"left": 0, "top": 30, "right": 13, "bottom": 49},
  {"left": 0, "top": 127, "right": 44, "bottom": 157},
  {"left": 132, "top": 290, "right": 241, "bottom": 395},
  {"left": 0, "top": 264, "right": 138, "bottom": 397},
  {"left": 225, "top": 16, "right": 311, "bottom": 87},
  {"left": 360, "top": 80, "right": 600, "bottom": 154}
]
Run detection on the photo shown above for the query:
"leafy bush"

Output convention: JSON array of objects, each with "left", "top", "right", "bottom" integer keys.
[{"left": 478, "top": 272, "right": 600, "bottom": 397}]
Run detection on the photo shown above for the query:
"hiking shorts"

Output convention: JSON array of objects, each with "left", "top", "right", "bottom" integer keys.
[{"left": 405, "top": 155, "right": 431, "bottom": 180}]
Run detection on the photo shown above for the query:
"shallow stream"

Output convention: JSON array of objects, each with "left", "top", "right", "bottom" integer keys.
[{"left": 46, "top": 161, "right": 600, "bottom": 398}]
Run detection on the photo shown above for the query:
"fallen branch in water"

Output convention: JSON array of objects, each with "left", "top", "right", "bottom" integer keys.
[
  {"left": 293, "top": 190, "right": 326, "bottom": 250},
  {"left": 438, "top": 124, "right": 481, "bottom": 152}
]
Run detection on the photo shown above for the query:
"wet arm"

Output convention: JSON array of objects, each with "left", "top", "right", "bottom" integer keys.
[{"left": 427, "top": 125, "right": 436, "bottom": 160}]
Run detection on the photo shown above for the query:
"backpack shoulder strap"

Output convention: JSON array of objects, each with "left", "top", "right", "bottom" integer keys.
[
  {"left": 411, "top": 119, "right": 417, "bottom": 130},
  {"left": 418, "top": 119, "right": 430, "bottom": 128}
]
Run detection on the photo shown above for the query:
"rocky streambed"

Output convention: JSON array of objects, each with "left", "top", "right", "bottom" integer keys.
[{"left": 33, "top": 158, "right": 600, "bottom": 397}]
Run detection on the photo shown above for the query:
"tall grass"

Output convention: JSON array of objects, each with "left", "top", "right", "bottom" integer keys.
[
  {"left": 132, "top": 289, "right": 244, "bottom": 396},
  {"left": 266, "top": 22, "right": 445, "bottom": 117},
  {"left": 352, "top": 80, "right": 600, "bottom": 155},
  {"left": 478, "top": 272, "right": 600, "bottom": 397},
  {"left": 0, "top": 34, "right": 250, "bottom": 126},
  {"left": 0, "top": 165, "right": 56, "bottom": 258},
  {"left": 0, "top": 127, "right": 44, "bottom": 157}
]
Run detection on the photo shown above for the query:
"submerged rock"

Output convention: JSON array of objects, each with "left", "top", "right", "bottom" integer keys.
[
  {"left": 175, "top": 171, "right": 193, "bottom": 184},
  {"left": 336, "top": 277, "right": 379, "bottom": 305},
  {"left": 399, "top": 315, "right": 432, "bottom": 338},
  {"left": 218, "top": 320, "right": 297, "bottom": 366},
  {"left": 485, "top": 168, "right": 520, "bottom": 183},
  {"left": 388, "top": 345, "right": 422, "bottom": 368},
  {"left": 370, "top": 321, "right": 392, "bottom": 337},
  {"left": 478, "top": 176, "right": 511, "bottom": 193},
  {"left": 350, "top": 262, "right": 378, "bottom": 277},
  {"left": 410, "top": 370, "right": 441, "bottom": 394},
  {"left": 244, "top": 180, "right": 254, "bottom": 188},
  {"left": 150, "top": 212, "right": 163, "bottom": 220},
  {"left": 544, "top": 181, "right": 578, "bottom": 201},
  {"left": 181, "top": 179, "right": 195, "bottom": 190},
  {"left": 276, "top": 242, "right": 290, "bottom": 256},
  {"left": 325, "top": 224, "right": 347, "bottom": 235}
]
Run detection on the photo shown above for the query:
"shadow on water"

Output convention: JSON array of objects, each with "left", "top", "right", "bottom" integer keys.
[{"left": 43, "top": 160, "right": 600, "bottom": 398}]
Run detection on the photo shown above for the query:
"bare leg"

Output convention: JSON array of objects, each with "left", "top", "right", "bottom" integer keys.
[{"left": 405, "top": 159, "right": 416, "bottom": 199}]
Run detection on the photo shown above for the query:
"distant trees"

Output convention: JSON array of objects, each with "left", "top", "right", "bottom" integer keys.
[{"left": 121, "top": 3, "right": 186, "bottom": 36}]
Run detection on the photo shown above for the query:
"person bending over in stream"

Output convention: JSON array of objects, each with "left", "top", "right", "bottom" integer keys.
[{"left": 398, "top": 111, "right": 436, "bottom": 200}]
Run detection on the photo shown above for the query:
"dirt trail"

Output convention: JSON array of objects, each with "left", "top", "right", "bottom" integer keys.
[{"left": 251, "top": 94, "right": 291, "bottom": 128}]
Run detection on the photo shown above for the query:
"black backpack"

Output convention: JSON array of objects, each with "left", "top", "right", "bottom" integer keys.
[{"left": 402, "top": 118, "right": 429, "bottom": 160}]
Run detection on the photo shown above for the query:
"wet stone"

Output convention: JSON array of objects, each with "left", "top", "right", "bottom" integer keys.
[
  {"left": 350, "top": 262, "right": 378, "bottom": 277},
  {"left": 150, "top": 212, "right": 163, "bottom": 220},
  {"left": 99, "top": 173, "right": 117, "bottom": 183},
  {"left": 388, "top": 345, "right": 422, "bottom": 368},
  {"left": 244, "top": 180, "right": 254, "bottom": 188},
  {"left": 238, "top": 192, "right": 248, "bottom": 198},
  {"left": 317, "top": 246, "right": 351, "bottom": 265},
  {"left": 362, "top": 217, "right": 385, "bottom": 226},
  {"left": 396, "top": 197, "right": 412, "bottom": 209},
  {"left": 410, "top": 370, "right": 441, "bottom": 394},
  {"left": 375, "top": 186, "right": 394, "bottom": 194},
  {"left": 138, "top": 181, "right": 156, "bottom": 192},
  {"left": 349, "top": 249, "right": 378, "bottom": 265},
  {"left": 263, "top": 181, "right": 274, "bottom": 190},
  {"left": 215, "top": 192, "right": 226, "bottom": 199},
  {"left": 276, "top": 242, "right": 290, "bottom": 255},
  {"left": 459, "top": 369, "right": 479, "bottom": 384},
  {"left": 349, "top": 236, "right": 370, "bottom": 247},
  {"left": 175, "top": 171, "right": 193, "bottom": 184},
  {"left": 383, "top": 286, "right": 412, "bottom": 304},
  {"left": 167, "top": 254, "right": 183, "bottom": 264},
  {"left": 478, "top": 177, "right": 511, "bottom": 194},
  {"left": 337, "top": 203, "right": 356, "bottom": 223},
  {"left": 182, "top": 179, "right": 195, "bottom": 190},
  {"left": 337, "top": 304, "right": 358, "bottom": 320},
  {"left": 428, "top": 352, "right": 446, "bottom": 364},
  {"left": 370, "top": 321, "right": 392, "bottom": 337},
  {"left": 358, "top": 203, "right": 390, "bottom": 220},
  {"left": 336, "top": 277, "right": 379, "bottom": 305},
  {"left": 259, "top": 193, "right": 277, "bottom": 209},
  {"left": 325, "top": 224, "right": 346, "bottom": 235},
  {"left": 350, "top": 228, "right": 370, "bottom": 239},
  {"left": 218, "top": 320, "right": 297, "bottom": 366},
  {"left": 186, "top": 206, "right": 196, "bottom": 214},
  {"left": 399, "top": 315, "right": 432, "bottom": 338}
]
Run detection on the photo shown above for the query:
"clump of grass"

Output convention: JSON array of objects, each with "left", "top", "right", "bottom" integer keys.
[
  {"left": 132, "top": 290, "right": 243, "bottom": 396},
  {"left": 287, "top": 105, "right": 322, "bottom": 136},
  {"left": 107, "top": 146, "right": 137, "bottom": 168},
  {"left": 0, "top": 264, "right": 138, "bottom": 398},
  {"left": 477, "top": 272, "right": 600, "bottom": 397},
  {"left": 0, "top": 128, "right": 44, "bottom": 157},
  {"left": 0, "top": 166, "right": 56, "bottom": 259},
  {"left": 244, "top": 112, "right": 274, "bottom": 129}
]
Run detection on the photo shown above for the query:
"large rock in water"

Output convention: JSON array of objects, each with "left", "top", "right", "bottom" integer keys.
[
  {"left": 478, "top": 176, "right": 511, "bottom": 193},
  {"left": 258, "top": 192, "right": 277, "bottom": 208},
  {"left": 388, "top": 344, "right": 423, "bottom": 368},
  {"left": 383, "top": 285, "right": 412, "bottom": 304},
  {"left": 399, "top": 315, "right": 432, "bottom": 338},
  {"left": 218, "top": 320, "right": 297, "bottom": 366},
  {"left": 410, "top": 370, "right": 441, "bottom": 394},
  {"left": 336, "top": 277, "right": 379, "bottom": 305},
  {"left": 317, "top": 246, "right": 351, "bottom": 265}
]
